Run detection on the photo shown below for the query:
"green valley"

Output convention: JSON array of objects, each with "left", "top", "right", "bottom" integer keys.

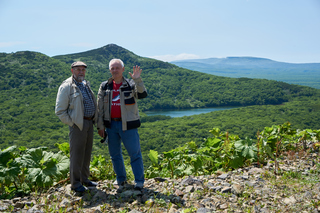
[{"left": 1, "top": 44, "right": 320, "bottom": 166}]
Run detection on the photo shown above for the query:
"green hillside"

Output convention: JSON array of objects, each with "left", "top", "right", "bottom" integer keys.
[
  {"left": 139, "top": 98, "right": 320, "bottom": 159},
  {"left": 1, "top": 44, "right": 320, "bottom": 163}
]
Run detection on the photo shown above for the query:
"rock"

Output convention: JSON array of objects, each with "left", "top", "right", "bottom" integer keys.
[
  {"left": 14, "top": 201, "right": 25, "bottom": 209},
  {"left": 175, "top": 189, "right": 184, "bottom": 197},
  {"left": 216, "top": 171, "right": 224, "bottom": 175},
  {"left": 282, "top": 196, "right": 296, "bottom": 204},
  {"left": 217, "top": 173, "right": 229, "bottom": 180},
  {"left": 221, "top": 187, "right": 231, "bottom": 193},
  {"left": 231, "top": 184, "right": 243, "bottom": 195},
  {"left": 129, "top": 210, "right": 142, "bottom": 213},
  {"left": 181, "top": 176, "right": 203, "bottom": 186},
  {"left": 245, "top": 181, "right": 255, "bottom": 187},
  {"left": 154, "top": 177, "right": 167, "bottom": 182},
  {"left": 12, "top": 197, "right": 21, "bottom": 203},
  {"left": 0, "top": 205, "right": 8, "bottom": 211},
  {"left": 197, "top": 207, "right": 212, "bottom": 213},
  {"left": 181, "top": 176, "right": 194, "bottom": 186},
  {"left": 241, "top": 175, "right": 249, "bottom": 180},
  {"left": 59, "top": 198, "right": 71, "bottom": 207},
  {"left": 219, "top": 203, "right": 228, "bottom": 209},
  {"left": 185, "top": 185, "right": 195, "bottom": 193},
  {"left": 303, "top": 191, "right": 313, "bottom": 199}
]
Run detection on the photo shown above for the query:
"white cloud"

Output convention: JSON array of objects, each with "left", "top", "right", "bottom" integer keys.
[
  {"left": 149, "top": 53, "right": 201, "bottom": 62},
  {"left": 0, "top": 41, "right": 25, "bottom": 48}
]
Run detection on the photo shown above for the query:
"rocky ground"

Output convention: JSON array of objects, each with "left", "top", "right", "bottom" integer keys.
[{"left": 1, "top": 151, "right": 320, "bottom": 213}]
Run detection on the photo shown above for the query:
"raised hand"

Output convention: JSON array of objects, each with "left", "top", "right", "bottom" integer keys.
[{"left": 129, "top": 65, "right": 142, "bottom": 79}]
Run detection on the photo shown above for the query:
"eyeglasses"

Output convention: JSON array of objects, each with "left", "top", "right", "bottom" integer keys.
[{"left": 73, "top": 67, "right": 86, "bottom": 72}]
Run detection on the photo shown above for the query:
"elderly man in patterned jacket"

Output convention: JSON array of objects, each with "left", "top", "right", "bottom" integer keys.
[
  {"left": 55, "top": 61, "right": 98, "bottom": 193},
  {"left": 97, "top": 59, "right": 147, "bottom": 191}
]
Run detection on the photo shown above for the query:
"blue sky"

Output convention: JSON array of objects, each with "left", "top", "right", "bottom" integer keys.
[{"left": 1, "top": 0, "right": 319, "bottom": 63}]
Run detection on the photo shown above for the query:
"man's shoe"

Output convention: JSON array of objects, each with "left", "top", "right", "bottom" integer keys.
[
  {"left": 116, "top": 181, "right": 128, "bottom": 193},
  {"left": 134, "top": 182, "right": 144, "bottom": 190},
  {"left": 83, "top": 181, "right": 98, "bottom": 187},
  {"left": 118, "top": 181, "right": 128, "bottom": 186},
  {"left": 73, "top": 185, "right": 88, "bottom": 193}
]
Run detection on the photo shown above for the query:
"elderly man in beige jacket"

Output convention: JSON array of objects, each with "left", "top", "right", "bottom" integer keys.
[{"left": 55, "top": 61, "right": 98, "bottom": 193}]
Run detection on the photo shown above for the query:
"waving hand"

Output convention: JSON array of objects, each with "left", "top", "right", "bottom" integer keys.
[{"left": 129, "top": 65, "right": 142, "bottom": 79}]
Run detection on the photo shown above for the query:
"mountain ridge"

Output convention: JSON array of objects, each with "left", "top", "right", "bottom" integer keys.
[
  {"left": 172, "top": 56, "right": 320, "bottom": 66},
  {"left": 171, "top": 57, "right": 320, "bottom": 89}
]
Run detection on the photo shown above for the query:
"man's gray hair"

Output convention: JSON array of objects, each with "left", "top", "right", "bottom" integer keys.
[{"left": 109, "top": 59, "right": 124, "bottom": 69}]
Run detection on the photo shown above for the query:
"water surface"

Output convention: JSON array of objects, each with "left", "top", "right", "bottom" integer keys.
[{"left": 144, "top": 106, "right": 239, "bottom": 118}]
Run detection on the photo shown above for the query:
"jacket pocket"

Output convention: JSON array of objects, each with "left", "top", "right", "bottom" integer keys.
[
  {"left": 124, "top": 91, "right": 135, "bottom": 105},
  {"left": 69, "top": 92, "right": 80, "bottom": 109}
]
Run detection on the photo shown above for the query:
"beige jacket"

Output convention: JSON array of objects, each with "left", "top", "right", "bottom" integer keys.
[{"left": 55, "top": 76, "right": 98, "bottom": 131}]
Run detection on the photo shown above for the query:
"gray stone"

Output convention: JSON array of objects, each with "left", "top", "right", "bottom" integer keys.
[
  {"left": 181, "top": 176, "right": 203, "bottom": 186},
  {"left": 303, "top": 191, "right": 313, "bottom": 199},
  {"left": 231, "top": 184, "right": 243, "bottom": 195},
  {"left": 197, "top": 207, "right": 212, "bottom": 213},
  {"left": 217, "top": 173, "right": 229, "bottom": 180},
  {"left": 0, "top": 206, "right": 8, "bottom": 211},
  {"left": 185, "top": 185, "right": 195, "bottom": 193},
  {"left": 154, "top": 177, "right": 167, "bottom": 182},
  {"left": 59, "top": 198, "right": 71, "bottom": 207},
  {"left": 245, "top": 181, "right": 255, "bottom": 187},
  {"left": 282, "top": 196, "right": 296, "bottom": 204},
  {"left": 219, "top": 203, "right": 228, "bottom": 209},
  {"left": 12, "top": 197, "right": 21, "bottom": 203},
  {"left": 129, "top": 210, "right": 143, "bottom": 213},
  {"left": 241, "top": 175, "right": 249, "bottom": 180},
  {"left": 221, "top": 187, "right": 232, "bottom": 193},
  {"left": 210, "top": 186, "right": 222, "bottom": 192},
  {"left": 175, "top": 189, "right": 184, "bottom": 196}
]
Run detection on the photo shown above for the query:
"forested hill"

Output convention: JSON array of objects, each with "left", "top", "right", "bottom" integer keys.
[
  {"left": 53, "top": 44, "right": 318, "bottom": 111},
  {"left": 1, "top": 44, "right": 320, "bottom": 152}
]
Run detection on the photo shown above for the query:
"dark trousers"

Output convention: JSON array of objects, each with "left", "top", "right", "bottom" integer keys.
[{"left": 69, "top": 119, "right": 93, "bottom": 189}]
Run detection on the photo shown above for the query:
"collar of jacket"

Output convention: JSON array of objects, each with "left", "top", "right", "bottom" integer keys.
[
  {"left": 107, "top": 77, "right": 130, "bottom": 88},
  {"left": 70, "top": 76, "right": 92, "bottom": 88}
]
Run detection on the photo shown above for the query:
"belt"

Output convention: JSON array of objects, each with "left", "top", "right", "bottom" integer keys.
[
  {"left": 111, "top": 118, "right": 122, "bottom": 121},
  {"left": 84, "top": 116, "right": 93, "bottom": 120}
]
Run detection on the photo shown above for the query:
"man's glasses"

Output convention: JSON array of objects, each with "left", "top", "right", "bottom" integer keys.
[{"left": 73, "top": 67, "right": 86, "bottom": 72}]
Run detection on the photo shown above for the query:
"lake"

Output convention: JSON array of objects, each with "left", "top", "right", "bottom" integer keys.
[{"left": 144, "top": 106, "right": 239, "bottom": 118}]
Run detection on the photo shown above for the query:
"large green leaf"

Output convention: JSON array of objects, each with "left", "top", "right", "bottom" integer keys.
[
  {"left": 52, "top": 152, "right": 69, "bottom": 177},
  {"left": 209, "top": 128, "right": 221, "bottom": 136},
  {"left": 184, "top": 166, "right": 193, "bottom": 175},
  {"left": 17, "top": 147, "right": 48, "bottom": 168},
  {"left": 0, "top": 146, "right": 17, "bottom": 167},
  {"left": 234, "top": 138, "right": 257, "bottom": 159},
  {"left": 230, "top": 155, "right": 244, "bottom": 169},
  {"left": 148, "top": 150, "right": 158, "bottom": 166},
  {"left": 204, "top": 137, "right": 221, "bottom": 148},
  {"left": 188, "top": 141, "right": 198, "bottom": 152},
  {"left": 0, "top": 146, "right": 21, "bottom": 185},
  {"left": 1, "top": 163, "right": 21, "bottom": 185},
  {"left": 54, "top": 142, "right": 70, "bottom": 157},
  {"left": 163, "top": 150, "right": 175, "bottom": 159},
  {"left": 15, "top": 147, "right": 70, "bottom": 187},
  {"left": 192, "top": 156, "right": 203, "bottom": 171}
]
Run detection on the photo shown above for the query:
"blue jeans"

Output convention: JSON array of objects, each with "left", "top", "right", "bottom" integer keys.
[{"left": 106, "top": 121, "right": 144, "bottom": 185}]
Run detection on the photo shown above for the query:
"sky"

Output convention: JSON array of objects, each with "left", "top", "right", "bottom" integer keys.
[{"left": 1, "top": 0, "right": 320, "bottom": 63}]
